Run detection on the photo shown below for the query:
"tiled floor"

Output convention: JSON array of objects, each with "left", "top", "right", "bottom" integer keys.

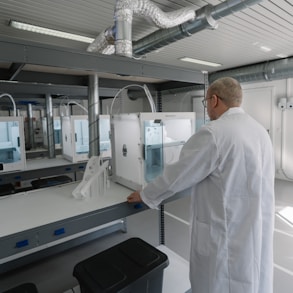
[
  {"left": 1, "top": 179, "right": 293, "bottom": 293},
  {"left": 273, "top": 180, "right": 293, "bottom": 293}
]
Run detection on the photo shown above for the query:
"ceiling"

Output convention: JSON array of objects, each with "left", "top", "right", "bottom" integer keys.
[{"left": 0, "top": 0, "right": 292, "bottom": 87}]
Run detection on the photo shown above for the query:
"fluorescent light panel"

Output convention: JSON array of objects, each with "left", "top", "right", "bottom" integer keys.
[
  {"left": 260, "top": 46, "right": 272, "bottom": 52},
  {"left": 9, "top": 20, "right": 95, "bottom": 43},
  {"left": 276, "top": 53, "right": 288, "bottom": 58},
  {"left": 180, "top": 57, "right": 222, "bottom": 67}
]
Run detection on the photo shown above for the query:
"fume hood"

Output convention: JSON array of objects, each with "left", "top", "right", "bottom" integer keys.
[
  {"left": 0, "top": 116, "right": 26, "bottom": 172},
  {"left": 61, "top": 115, "right": 111, "bottom": 163},
  {"left": 111, "top": 112, "right": 196, "bottom": 190},
  {"left": 61, "top": 115, "right": 89, "bottom": 163}
]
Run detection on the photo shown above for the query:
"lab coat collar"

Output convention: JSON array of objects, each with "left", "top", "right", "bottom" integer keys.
[{"left": 219, "top": 107, "right": 244, "bottom": 119}]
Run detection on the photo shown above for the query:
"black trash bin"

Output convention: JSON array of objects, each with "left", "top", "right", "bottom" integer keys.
[
  {"left": 3, "top": 283, "right": 38, "bottom": 293},
  {"left": 73, "top": 237, "right": 169, "bottom": 293}
]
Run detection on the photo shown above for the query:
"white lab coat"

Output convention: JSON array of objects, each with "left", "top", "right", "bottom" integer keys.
[{"left": 141, "top": 107, "right": 275, "bottom": 293}]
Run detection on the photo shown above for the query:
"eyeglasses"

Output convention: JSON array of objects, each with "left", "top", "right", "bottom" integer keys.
[
  {"left": 201, "top": 95, "right": 224, "bottom": 107},
  {"left": 201, "top": 97, "right": 212, "bottom": 107}
]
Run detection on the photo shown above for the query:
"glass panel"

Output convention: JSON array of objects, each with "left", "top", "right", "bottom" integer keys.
[
  {"left": 74, "top": 119, "right": 89, "bottom": 154},
  {"left": 0, "top": 121, "right": 21, "bottom": 163},
  {"left": 54, "top": 118, "right": 62, "bottom": 145},
  {"left": 144, "top": 119, "right": 164, "bottom": 182},
  {"left": 162, "top": 119, "right": 192, "bottom": 164},
  {"left": 99, "top": 117, "right": 111, "bottom": 152},
  {"left": 144, "top": 118, "right": 194, "bottom": 183}
]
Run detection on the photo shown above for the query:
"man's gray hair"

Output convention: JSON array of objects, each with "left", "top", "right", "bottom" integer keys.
[{"left": 209, "top": 77, "right": 242, "bottom": 107}]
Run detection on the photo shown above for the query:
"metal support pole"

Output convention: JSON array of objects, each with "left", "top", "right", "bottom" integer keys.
[
  {"left": 27, "top": 103, "right": 35, "bottom": 150},
  {"left": 88, "top": 74, "right": 100, "bottom": 157},
  {"left": 157, "top": 89, "right": 165, "bottom": 245},
  {"left": 203, "top": 71, "right": 209, "bottom": 124},
  {"left": 45, "top": 94, "right": 55, "bottom": 159}
]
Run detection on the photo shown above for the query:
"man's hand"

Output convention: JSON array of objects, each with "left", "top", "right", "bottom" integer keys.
[{"left": 127, "top": 191, "right": 142, "bottom": 203}]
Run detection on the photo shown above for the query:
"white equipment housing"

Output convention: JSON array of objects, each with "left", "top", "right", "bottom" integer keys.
[
  {"left": 61, "top": 115, "right": 111, "bottom": 162},
  {"left": 111, "top": 112, "right": 196, "bottom": 190}
]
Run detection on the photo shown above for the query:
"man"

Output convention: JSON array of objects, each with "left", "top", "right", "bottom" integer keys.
[{"left": 127, "top": 77, "right": 275, "bottom": 293}]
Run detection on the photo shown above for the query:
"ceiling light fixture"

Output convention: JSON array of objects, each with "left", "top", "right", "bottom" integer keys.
[
  {"left": 179, "top": 57, "right": 222, "bottom": 67},
  {"left": 276, "top": 53, "right": 288, "bottom": 59},
  {"left": 259, "top": 46, "right": 272, "bottom": 53},
  {"left": 9, "top": 20, "right": 95, "bottom": 43}
]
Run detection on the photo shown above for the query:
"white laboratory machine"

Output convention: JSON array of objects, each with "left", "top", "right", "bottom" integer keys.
[
  {"left": 42, "top": 116, "right": 62, "bottom": 149},
  {"left": 0, "top": 116, "right": 26, "bottom": 172},
  {"left": 111, "top": 112, "right": 196, "bottom": 190},
  {"left": 61, "top": 115, "right": 111, "bottom": 162}
]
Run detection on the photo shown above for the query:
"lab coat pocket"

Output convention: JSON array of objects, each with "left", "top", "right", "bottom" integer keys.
[{"left": 196, "top": 220, "right": 210, "bottom": 256}]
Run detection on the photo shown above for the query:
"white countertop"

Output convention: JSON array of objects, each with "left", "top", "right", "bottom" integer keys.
[{"left": 0, "top": 181, "right": 133, "bottom": 237}]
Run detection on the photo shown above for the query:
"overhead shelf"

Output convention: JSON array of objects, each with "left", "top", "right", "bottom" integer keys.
[{"left": 0, "top": 36, "right": 204, "bottom": 84}]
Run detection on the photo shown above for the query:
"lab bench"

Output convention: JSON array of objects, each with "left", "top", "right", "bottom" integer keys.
[
  {"left": 0, "top": 181, "right": 147, "bottom": 274},
  {"left": 0, "top": 156, "right": 87, "bottom": 187}
]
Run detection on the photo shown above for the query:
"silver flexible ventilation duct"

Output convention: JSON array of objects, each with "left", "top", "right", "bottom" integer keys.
[
  {"left": 133, "top": 0, "right": 263, "bottom": 56},
  {"left": 87, "top": 26, "right": 115, "bottom": 54},
  {"left": 87, "top": 0, "right": 195, "bottom": 56}
]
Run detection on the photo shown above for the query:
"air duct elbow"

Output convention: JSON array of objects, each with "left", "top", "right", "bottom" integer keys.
[{"left": 114, "top": 0, "right": 196, "bottom": 57}]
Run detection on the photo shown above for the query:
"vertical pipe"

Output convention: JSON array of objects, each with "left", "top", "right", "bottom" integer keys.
[
  {"left": 88, "top": 74, "right": 100, "bottom": 157},
  {"left": 203, "top": 71, "right": 209, "bottom": 124},
  {"left": 157, "top": 90, "right": 163, "bottom": 112},
  {"left": 27, "top": 103, "right": 35, "bottom": 150},
  {"left": 46, "top": 94, "right": 55, "bottom": 159}
]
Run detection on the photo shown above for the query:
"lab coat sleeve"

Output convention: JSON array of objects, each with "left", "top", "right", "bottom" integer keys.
[{"left": 140, "top": 126, "right": 219, "bottom": 209}]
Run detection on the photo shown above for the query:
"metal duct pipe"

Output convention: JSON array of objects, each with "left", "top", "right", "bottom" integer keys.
[
  {"left": 133, "top": 0, "right": 262, "bottom": 56},
  {"left": 27, "top": 103, "right": 35, "bottom": 150},
  {"left": 209, "top": 56, "right": 293, "bottom": 83},
  {"left": 88, "top": 74, "right": 100, "bottom": 158},
  {"left": 87, "top": 26, "right": 115, "bottom": 54},
  {"left": 115, "top": 0, "right": 196, "bottom": 57},
  {"left": 88, "top": 0, "right": 196, "bottom": 56},
  {"left": 45, "top": 94, "right": 55, "bottom": 159}
]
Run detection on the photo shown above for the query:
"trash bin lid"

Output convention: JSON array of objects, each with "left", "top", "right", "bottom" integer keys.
[{"left": 73, "top": 237, "right": 169, "bottom": 292}]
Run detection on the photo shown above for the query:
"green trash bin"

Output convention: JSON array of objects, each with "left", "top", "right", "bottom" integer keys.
[{"left": 73, "top": 237, "right": 169, "bottom": 293}]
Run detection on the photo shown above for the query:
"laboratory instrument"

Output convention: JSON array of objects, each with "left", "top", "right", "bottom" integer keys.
[
  {"left": 0, "top": 116, "right": 26, "bottom": 172},
  {"left": 111, "top": 112, "right": 196, "bottom": 190},
  {"left": 62, "top": 115, "right": 111, "bottom": 162}
]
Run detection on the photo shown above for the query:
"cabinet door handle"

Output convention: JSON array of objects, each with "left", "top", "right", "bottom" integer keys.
[
  {"left": 15, "top": 239, "right": 29, "bottom": 248},
  {"left": 54, "top": 228, "right": 65, "bottom": 236}
]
